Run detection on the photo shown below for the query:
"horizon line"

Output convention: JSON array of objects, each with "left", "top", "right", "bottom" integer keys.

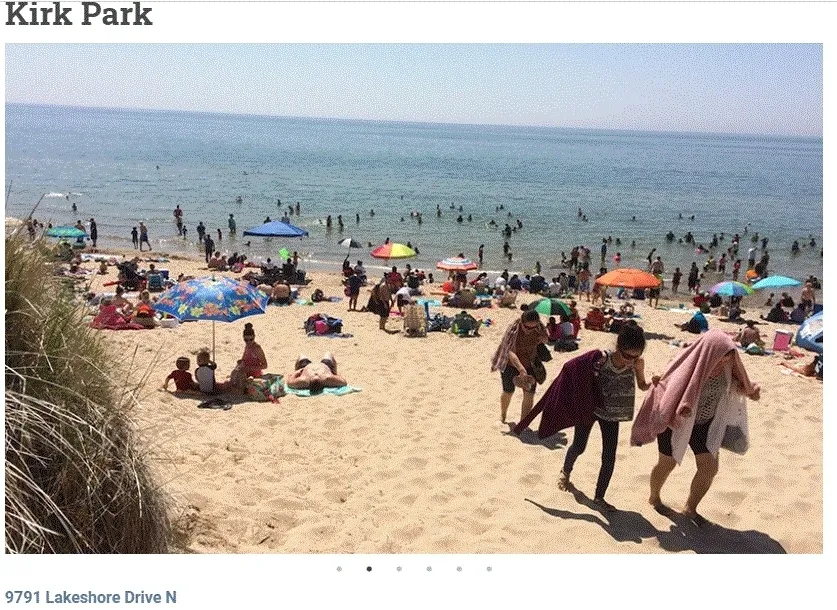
[{"left": 5, "top": 100, "right": 823, "bottom": 141}]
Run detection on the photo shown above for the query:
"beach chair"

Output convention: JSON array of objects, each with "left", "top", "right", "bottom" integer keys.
[
  {"left": 498, "top": 289, "right": 518, "bottom": 308},
  {"left": 403, "top": 304, "right": 427, "bottom": 337},
  {"left": 146, "top": 272, "right": 164, "bottom": 292}
]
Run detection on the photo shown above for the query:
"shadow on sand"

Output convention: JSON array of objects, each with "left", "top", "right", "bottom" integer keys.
[
  {"left": 504, "top": 425, "right": 567, "bottom": 450},
  {"left": 526, "top": 488, "right": 786, "bottom": 553}
]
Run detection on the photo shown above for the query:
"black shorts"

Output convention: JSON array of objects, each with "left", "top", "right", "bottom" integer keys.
[
  {"left": 501, "top": 363, "right": 534, "bottom": 393},
  {"left": 296, "top": 358, "right": 336, "bottom": 375},
  {"left": 657, "top": 419, "right": 713, "bottom": 456}
]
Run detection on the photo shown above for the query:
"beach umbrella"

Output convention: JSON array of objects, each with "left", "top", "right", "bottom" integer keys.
[
  {"left": 532, "top": 298, "right": 572, "bottom": 317},
  {"left": 595, "top": 268, "right": 661, "bottom": 289},
  {"left": 751, "top": 275, "right": 802, "bottom": 290},
  {"left": 242, "top": 220, "right": 308, "bottom": 238},
  {"left": 370, "top": 242, "right": 416, "bottom": 260},
  {"left": 154, "top": 275, "right": 269, "bottom": 360},
  {"left": 795, "top": 310, "right": 823, "bottom": 354},
  {"left": 44, "top": 225, "right": 86, "bottom": 239},
  {"left": 338, "top": 237, "right": 363, "bottom": 257},
  {"left": 436, "top": 256, "right": 478, "bottom": 271},
  {"left": 709, "top": 281, "right": 754, "bottom": 297}
]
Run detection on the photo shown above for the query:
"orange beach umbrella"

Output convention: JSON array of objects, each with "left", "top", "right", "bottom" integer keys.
[{"left": 595, "top": 268, "right": 661, "bottom": 289}]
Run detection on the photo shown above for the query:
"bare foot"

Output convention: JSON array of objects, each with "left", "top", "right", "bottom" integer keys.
[
  {"left": 593, "top": 498, "right": 617, "bottom": 513},
  {"left": 557, "top": 470, "right": 571, "bottom": 491},
  {"left": 683, "top": 510, "right": 711, "bottom": 528}
]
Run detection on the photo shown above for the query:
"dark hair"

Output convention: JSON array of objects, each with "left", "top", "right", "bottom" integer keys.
[
  {"left": 616, "top": 321, "right": 646, "bottom": 353},
  {"left": 243, "top": 322, "right": 255, "bottom": 338},
  {"left": 308, "top": 378, "right": 325, "bottom": 395},
  {"left": 521, "top": 309, "right": 540, "bottom": 324}
]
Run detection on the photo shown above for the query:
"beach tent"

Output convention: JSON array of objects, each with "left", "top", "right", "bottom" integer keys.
[
  {"left": 242, "top": 220, "right": 308, "bottom": 238},
  {"left": 795, "top": 310, "right": 822, "bottom": 354}
]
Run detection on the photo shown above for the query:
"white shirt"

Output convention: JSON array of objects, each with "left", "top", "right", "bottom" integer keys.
[{"left": 195, "top": 365, "right": 216, "bottom": 393}]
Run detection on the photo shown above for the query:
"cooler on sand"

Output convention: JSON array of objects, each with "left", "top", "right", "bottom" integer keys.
[{"left": 772, "top": 329, "right": 792, "bottom": 352}]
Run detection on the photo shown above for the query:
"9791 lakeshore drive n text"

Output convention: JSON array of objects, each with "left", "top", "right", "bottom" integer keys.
[{"left": 5, "top": 590, "right": 177, "bottom": 604}]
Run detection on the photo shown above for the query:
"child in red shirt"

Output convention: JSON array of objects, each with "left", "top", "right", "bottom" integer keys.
[{"left": 164, "top": 356, "right": 198, "bottom": 392}]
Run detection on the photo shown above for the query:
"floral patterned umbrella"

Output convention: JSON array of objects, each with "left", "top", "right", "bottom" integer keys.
[{"left": 154, "top": 276, "right": 269, "bottom": 359}]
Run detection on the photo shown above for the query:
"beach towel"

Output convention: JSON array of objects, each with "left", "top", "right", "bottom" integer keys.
[
  {"left": 513, "top": 349, "right": 605, "bottom": 438},
  {"left": 283, "top": 383, "right": 362, "bottom": 397},
  {"left": 89, "top": 305, "right": 144, "bottom": 330},
  {"left": 630, "top": 329, "right": 756, "bottom": 463}
]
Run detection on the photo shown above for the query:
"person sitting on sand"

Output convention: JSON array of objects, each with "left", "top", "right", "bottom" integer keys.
[
  {"left": 163, "top": 356, "right": 199, "bottom": 393},
  {"left": 195, "top": 349, "right": 221, "bottom": 394},
  {"left": 789, "top": 303, "right": 808, "bottom": 324},
  {"left": 546, "top": 316, "right": 562, "bottom": 343},
  {"left": 112, "top": 286, "right": 134, "bottom": 317},
  {"left": 678, "top": 310, "right": 709, "bottom": 334},
  {"left": 762, "top": 302, "right": 789, "bottom": 323},
  {"left": 736, "top": 320, "right": 763, "bottom": 348},
  {"left": 270, "top": 280, "right": 292, "bottom": 305},
  {"left": 240, "top": 322, "right": 268, "bottom": 378},
  {"left": 584, "top": 306, "right": 610, "bottom": 332},
  {"left": 286, "top": 352, "right": 347, "bottom": 393}
]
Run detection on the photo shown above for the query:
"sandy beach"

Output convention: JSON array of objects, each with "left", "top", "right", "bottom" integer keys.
[{"left": 75, "top": 250, "right": 821, "bottom": 554}]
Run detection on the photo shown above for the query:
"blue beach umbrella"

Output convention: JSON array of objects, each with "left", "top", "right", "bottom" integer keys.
[
  {"left": 242, "top": 220, "right": 308, "bottom": 238},
  {"left": 44, "top": 226, "right": 86, "bottom": 239},
  {"left": 154, "top": 275, "right": 269, "bottom": 360},
  {"left": 751, "top": 275, "right": 802, "bottom": 290},
  {"left": 709, "top": 281, "right": 753, "bottom": 297}
]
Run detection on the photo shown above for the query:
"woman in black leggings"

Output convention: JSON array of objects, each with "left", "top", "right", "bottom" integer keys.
[{"left": 558, "top": 323, "right": 656, "bottom": 511}]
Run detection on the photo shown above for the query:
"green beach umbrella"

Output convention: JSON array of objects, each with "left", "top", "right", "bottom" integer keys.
[{"left": 532, "top": 298, "right": 571, "bottom": 317}]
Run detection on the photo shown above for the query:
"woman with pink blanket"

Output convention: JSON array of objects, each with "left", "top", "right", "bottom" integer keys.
[{"left": 630, "top": 329, "right": 761, "bottom": 527}]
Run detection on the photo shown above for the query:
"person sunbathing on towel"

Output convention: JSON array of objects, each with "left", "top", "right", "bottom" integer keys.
[{"left": 286, "top": 352, "right": 347, "bottom": 394}]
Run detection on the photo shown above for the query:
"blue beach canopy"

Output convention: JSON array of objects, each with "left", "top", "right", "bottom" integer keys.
[{"left": 242, "top": 220, "right": 308, "bottom": 238}]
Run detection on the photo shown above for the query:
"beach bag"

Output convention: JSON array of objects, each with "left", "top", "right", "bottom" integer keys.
[
  {"left": 452, "top": 312, "right": 478, "bottom": 336},
  {"left": 532, "top": 360, "right": 547, "bottom": 385},
  {"left": 721, "top": 399, "right": 750, "bottom": 455},
  {"left": 536, "top": 342, "right": 553, "bottom": 363}
]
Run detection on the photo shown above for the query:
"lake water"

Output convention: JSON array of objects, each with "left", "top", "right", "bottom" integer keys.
[{"left": 5, "top": 103, "right": 823, "bottom": 283}]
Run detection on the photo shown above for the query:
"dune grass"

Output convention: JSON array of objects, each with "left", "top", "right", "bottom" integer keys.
[{"left": 5, "top": 234, "right": 171, "bottom": 553}]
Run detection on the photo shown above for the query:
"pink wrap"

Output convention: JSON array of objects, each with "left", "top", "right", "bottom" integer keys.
[{"left": 631, "top": 329, "right": 755, "bottom": 449}]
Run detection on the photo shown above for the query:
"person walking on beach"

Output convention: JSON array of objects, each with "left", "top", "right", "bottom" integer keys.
[
  {"left": 131, "top": 226, "right": 139, "bottom": 249},
  {"left": 671, "top": 267, "right": 682, "bottom": 294},
  {"left": 138, "top": 222, "right": 151, "bottom": 251},
  {"left": 368, "top": 279, "right": 392, "bottom": 331},
  {"left": 535, "top": 324, "right": 656, "bottom": 511},
  {"left": 631, "top": 329, "right": 760, "bottom": 527},
  {"left": 491, "top": 309, "right": 548, "bottom": 424},
  {"left": 88, "top": 218, "right": 98, "bottom": 249}
]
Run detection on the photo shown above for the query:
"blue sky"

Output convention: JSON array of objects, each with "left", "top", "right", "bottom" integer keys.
[{"left": 5, "top": 44, "right": 822, "bottom": 136}]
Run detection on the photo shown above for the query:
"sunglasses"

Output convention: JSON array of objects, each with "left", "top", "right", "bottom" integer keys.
[
  {"left": 522, "top": 322, "right": 539, "bottom": 330},
  {"left": 619, "top": 349, "right": 642, "bottom": 361}
]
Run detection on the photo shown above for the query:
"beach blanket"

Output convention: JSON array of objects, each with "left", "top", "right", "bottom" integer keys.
[
  {"left": 89, "top": 306, "right": 144, "bottom": 330},
  {"left": 283, "top": 383, "right": 362, "bottom": 397},
  {"left": 415, "top": 298, "right": 442, "bottom": 307},
  {"left": 306, "top": 333, "right": 354, "bottom": 339}
]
